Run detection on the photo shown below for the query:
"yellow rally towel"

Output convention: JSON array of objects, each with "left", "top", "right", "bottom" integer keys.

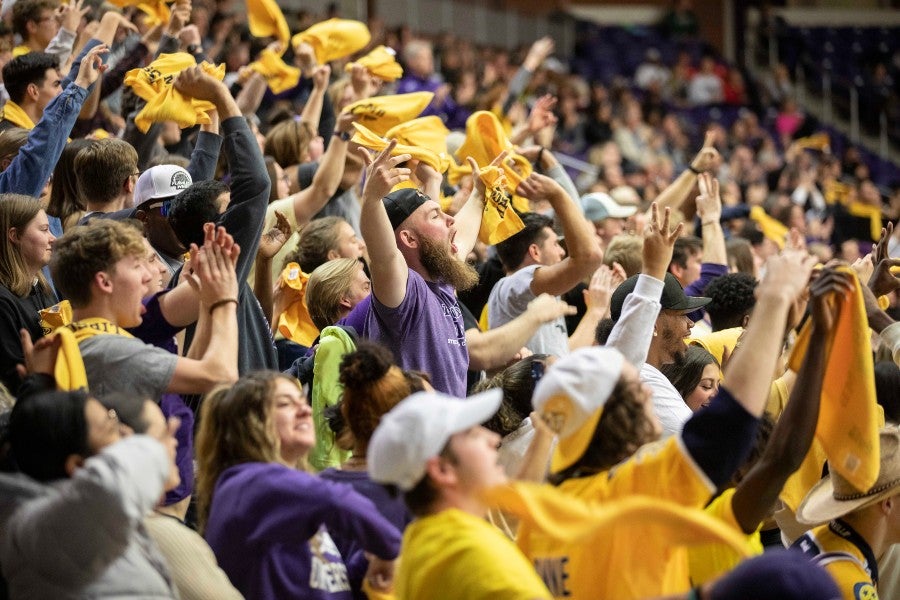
[
  {"left": 846, "top": 200, "right": 883, "bottom": 241},
  {"left": 749, "top": 205, "right": 787, "bottom": 249},
  {"left": 248, "top": 48, "right": 301, "bottom": 94},
  {"left": 477, "top": 165, "right": 524, "bottom": 245},
  {"left": 780, "top": 267, "right": 880, "bottom": 511},
  {"left": 124, "top": 54, "right": 226, "bottom": 133},
  {"left": 276, "top": 262, "right": 319, "bottom": 347},
  {"left": 291, "top": 18, "right": 371, "bottom": 65},
  {"left": 485, "top": 482, "right": 753, "bottom": 599},
  {"left": 446, "top": 156, "right": 471, "bottom": 186},
  {"left": 0, "top": 100, "right": 35, "bottom": 130},
  {"left": 108, "top": 0, "right": 170, "bottom": 27},
  {"left": 794, "top": 132, "right": 831, "bottom": 152},
  {"left": 245, "top": 0, "right": 290, "bottom": 50},
  {"left": 386, "top": 116, "right": 449, "bottom": 159},
  {"left": 39, "top": 300, "right": 72, "bottom": 336},
  {"left": 344, "top": 92, "right": 433, "bottom": 136},
  {"left": 345, "top": 45, "right": 403, "bottom": 82},
  {"left": 12, "top": 45, "right": 29, "bottom": 58},
  {"left": 351, "top": 123, "right": 446, "bottom": 174},
  {"left": 455, "top": 111, "right": 532, "bottom": 213}
]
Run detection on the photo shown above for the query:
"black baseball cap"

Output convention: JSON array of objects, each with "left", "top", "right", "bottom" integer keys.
[
  {"left": 610, "top": 273, "right": 710, "bottom": 321},
  {"left": 382, "top": 188, "right": 430, "bottom": 230}
]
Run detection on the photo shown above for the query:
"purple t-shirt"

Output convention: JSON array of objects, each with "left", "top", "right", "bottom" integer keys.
[
  {"left": 205, "top": 462, "right": 402, "bottom": 600},
  {"left": 362, "top": 269, "right": 468, "bottom": 396}
]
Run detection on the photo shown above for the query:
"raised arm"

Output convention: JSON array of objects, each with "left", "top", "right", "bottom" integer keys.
[
  {"left": 730, "top": 268, "right": 847, "bottom": 533},
  {"left": 695, "top": 173, "right": 727, "bottom": 267},
  {"left": 450, "top": 152, "right": 509, "bottom": 262},
  {"left": 169, "top": 230, "right": 240, "bottom": 393},
  {"left": 724, "top": 250, "right": 818, "bottom": 417},
  {"left": 299, "top": 66, "right": 330, "bottom": 137},
  {"left": 466, "top": 294, "right": 576, "bottom": 371},
  {"left": 647, "top": 130, "right": 720, "bottom": 218},
  {"left": 287, "top": 111, "right": 356, "bottom": 226},
  {"left": 568, "top": 264, "right": 622, "bottom": 351},
  {"left": 606, "top": 204, "right": 682, "bottom": 368},
  {"left": 524, "top": 174, "right": 603, "bottom": 296},
  {"left": 358, "top": 142, "right": 413, "bottom": 309}
]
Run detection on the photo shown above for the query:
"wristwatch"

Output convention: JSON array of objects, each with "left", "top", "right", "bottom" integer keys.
[
  {"left": 333, "top": 130, "right": 351, "bottom": 142},
  {"left": 187, "top": 43, "right": 202, "bottom": 55}
]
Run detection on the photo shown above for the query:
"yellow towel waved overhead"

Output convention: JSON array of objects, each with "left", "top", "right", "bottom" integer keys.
[
  {"left": 124, "top": 54, "right": 226, "bottom": 133},
  {"left": 276, "top": 263, "right": 319, "bottom": 348},
  {"left": 749, "top": 205, "right": 787, "bottom": 249},
  {"left": 343, "top": 92, "right": 433, "bottom": 136},
  {"left": 345, "top": 45, "right": 403, "bottom": 82},
  {"left": 446, "top": 155, "right": 471, "bottom": 186},
  {"left": 386, "top": 116, "right": 449, "bottom": 160},
  {"left": 248, "top": 48, "right": 301, "bottom": 94},
  {"left": 783, "top": 266, "right": 880, "bottom": 503},
  {"left": 477, "top": 165, "right": 524, "bottom": 245},
  {"left": 291, "top": 18, "right": 371, "bottom": 65},
  {"left": 456, "top": 111, "right": 532, "bottom": 213},
  {"left": 485, "top": 482, "right": 753, "bottom": 600},
  {"left": 245, "top": 0, "right": 290, "bottom": 51},
  {"left": 351, "top": 122, "right": 448, "bottom": 174},
  {"left": 108, "top": 0, "right": 170, "bottom": 27}
]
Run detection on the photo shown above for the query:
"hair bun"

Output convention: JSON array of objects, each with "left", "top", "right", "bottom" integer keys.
[{"left": 339, "top": 341, "right": 395, "bottom": 389}]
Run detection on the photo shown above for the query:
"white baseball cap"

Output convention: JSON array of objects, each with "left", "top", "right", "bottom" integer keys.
[
  {"left": 134, "top": 165, "right": 193, "bottom": 206},
  {"left": 369, "top": 389, "right": 503, "bottom": 491},
  {"left": 581, "top": 192, "right": 637, "bottom": 223},
  {"left": 532, "top": 346, "right": 625, "bottom": 473}
]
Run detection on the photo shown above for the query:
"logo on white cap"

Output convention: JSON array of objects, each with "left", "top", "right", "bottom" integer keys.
[{"left": 170, "top": 171, "right": 191, "bottom": 191}]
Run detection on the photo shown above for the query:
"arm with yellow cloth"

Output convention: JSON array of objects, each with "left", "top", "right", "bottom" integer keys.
[{"left": 729, "top": 269, "right": 846, "bottom": 534}]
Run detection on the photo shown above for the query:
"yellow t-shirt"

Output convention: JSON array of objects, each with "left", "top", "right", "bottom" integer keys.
[
  {"left": 395, "top": 509, "right": 551, "bottom": 600},
  {"left": 517, "top": 437, "right": 716, "bottom": 599},
  {"left": 793, "top": 520, "right": 879, "bottom": 600},
  {"left": 688, "top": 488, "right": 764, "bottom": 585}
]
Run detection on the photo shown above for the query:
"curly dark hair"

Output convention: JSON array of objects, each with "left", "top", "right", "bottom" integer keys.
[
  {"left": 550, "top": 380, "right": 659, "bottom": 484},
  {"left": 338, "top": 341, "right": 411, "bottom": 448},
  {"left": 703, "top": 273, "right": 758, "bottom": 331},
  {"left": 478, "top": 354, "right": 550, "bottom": 438}
]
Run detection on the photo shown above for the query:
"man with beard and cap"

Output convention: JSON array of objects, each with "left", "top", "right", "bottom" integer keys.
[
  {"left": 609, "top": 271, "right": 711, "bottom": 437},
  {"left": 357, "top": 141, "right": 482, "bottom": 396}
]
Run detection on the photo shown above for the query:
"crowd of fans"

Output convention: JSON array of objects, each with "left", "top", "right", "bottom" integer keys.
[{"left": 0, "top": 0, "right": 899, "bottom": 598}]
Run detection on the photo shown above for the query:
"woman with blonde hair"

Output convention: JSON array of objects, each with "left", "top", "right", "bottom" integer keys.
[
  {"left": 196, "top": 371, "right": 401, "bottom": 599},
  {"left": 306, "top": 258, "right": 371, "bottom": 331},
  {"left": 0, "top": 194, "right": 56, "bottom": 393}
]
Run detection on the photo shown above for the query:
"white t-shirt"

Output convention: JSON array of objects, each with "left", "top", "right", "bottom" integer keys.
[{"left": 640, "top": 363, "right": 692, "bottom": 438}]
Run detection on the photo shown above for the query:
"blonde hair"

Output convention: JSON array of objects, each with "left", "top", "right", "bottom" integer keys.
[
  {"left": 603, "top": 234, "right": 643, "bottom": 277},
  {"left": 305, "top": 258, "right": 360, "bottom": 330},
  {"left": 49, "top": 219, "right": 145, "bottom": 307},
  {"left": 264, "top": 120, "right": 313, "bottom": 169},
  {"left": 195, "top": 372, "right": 304, "bottom": 531},
  {"left": 0, "top": 194, "right": 50, "bottom": 297}
]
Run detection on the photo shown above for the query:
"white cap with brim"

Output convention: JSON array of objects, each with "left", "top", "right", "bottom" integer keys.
[
  {"left": 796, "top": 428, "right": 900, "bottom": 526},
  {"left": 369, "top": 389, "right": 503, "bottom": 491},
  {"left": 532, "top": 346, "right": 625, "bottom": 474},
  {"left": 134, "top": 165, "right": 193, "bottom": 206},
  {"left": 581, "top": 192, "right": 637, "bottom": 223}
]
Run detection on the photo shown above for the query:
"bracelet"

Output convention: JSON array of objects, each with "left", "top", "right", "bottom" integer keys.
[
  {"left": 208, "top": 298, "right": 239, "bottom": 315},
  {"left": 701, "top": 219, "right": 718, "bottom": 226},
  {"left": 333, "top": 130, "right": 351, "bottom": 142},
  {"left": 688, "top": 165, "right": 702, "bottom": 175},
  {"left": 536, "top": 146, "right": 545, "bottom": 167}
]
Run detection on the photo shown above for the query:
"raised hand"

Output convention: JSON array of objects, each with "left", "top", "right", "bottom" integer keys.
[
  {"left": 174, "top": 65, "right": 225, "bottom": 102},
  {"left": 74, "top": 44, "right": 109, "bottom": 89},
  {"left": 757, "top": 250, "right": 818, "bottom": 304},
  {"left": 358, "top": 140, "right": 411, "bottom": 202},
  {"left": 258, "top": 211, "right": 292, "bottom": 260},
  {"left": 690, "top": 130, "right": 720, "bottom": 174},
  {"left": 58, "top": 0, "right": 90, "bottom": 33},
  {"left": 695, "top": 172, "right": 722, "bottom": 223},
  {"left": 526, "top": 293, "right": 577, "bottom": 324},
  {"left": 869, "top": 223, "right": 900, "bottom": 297},
  {"left": 515, "top": 172, "right": 565, "bottom": 203},
  {"left": 527, "top": 94, "right": 558, "bottom": 135},
  {"left": 311, "top": 65, "right": 331, "bottom": 91},
  {"left": 465, "top": 150, "right": 509, "bottom": 196},
  {"left": 15, "top": 329, "right": 61, "bottom": 380},
  {"left": 642, "top": 202, "right": 684, "bottom": 280},
  {"left": 583, "top": 264, "right": 617, "bottom": 315},
  {"left": 808, "top": 268, "right": 854, "bottom": 332}
]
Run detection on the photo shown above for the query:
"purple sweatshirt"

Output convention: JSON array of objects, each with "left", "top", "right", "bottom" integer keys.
[
  {"left": 684, "top": 262, "right": 728, "bottom": 323},
  {"left": 204, "top": 462, "right": 402, "bottom": 600}
]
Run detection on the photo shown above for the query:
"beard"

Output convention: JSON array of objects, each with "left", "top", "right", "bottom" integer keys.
[{"left": 418, "top": 234, "right": 479, "bottom": 291}]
